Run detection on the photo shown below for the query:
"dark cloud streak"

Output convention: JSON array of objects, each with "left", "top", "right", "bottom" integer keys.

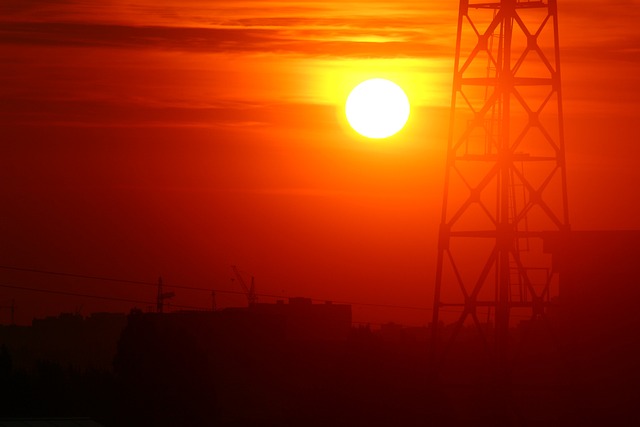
[{"left": 0, "top": 20, "right": 449, "bottom": 58}]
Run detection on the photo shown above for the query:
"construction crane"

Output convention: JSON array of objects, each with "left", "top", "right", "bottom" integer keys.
[{"left": 231, "top": 265, "right": 257, "bottom": 306}]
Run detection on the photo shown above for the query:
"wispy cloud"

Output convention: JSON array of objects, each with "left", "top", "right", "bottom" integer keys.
[
  {"left": 0, "top": 1, "right": 455, "bottom": 58},
  {"left": 1, "top": 0, "right": 638, "bottom": 126},
  {"left": 559, "top": 0, "right": 640, "bottom": 62},
  {"left": 0, "top": 21, "right": 451, "bottom": 58},
  {"left": 0, "top": 1, "right": 457, "bottom": 127}
]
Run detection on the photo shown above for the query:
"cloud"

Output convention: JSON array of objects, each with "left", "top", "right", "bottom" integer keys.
[
  {"left": 0, "top": 20, "right": 450, "bottom": 59},
  {"left": 0, "top": 0, "right": 457, "bottom": 58},
  {"left": 559, "top": 0, "right": 640, "bottom": 62},
  {"left": 0, "top": 95, "right": 269, "bottom": 128}
]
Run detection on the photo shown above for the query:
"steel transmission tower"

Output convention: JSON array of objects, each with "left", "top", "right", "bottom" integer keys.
[{"left": 431, "top": 0, "right": 569, "bottom": 379}]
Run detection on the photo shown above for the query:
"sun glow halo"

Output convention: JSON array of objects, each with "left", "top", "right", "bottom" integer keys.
[{"left": 345, "top": 78, "right": 410, "bottom": 139}]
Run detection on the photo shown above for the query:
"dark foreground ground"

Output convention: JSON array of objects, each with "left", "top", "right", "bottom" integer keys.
[{"left": 1, "top": 310, "right": 639, "bottom": 427}]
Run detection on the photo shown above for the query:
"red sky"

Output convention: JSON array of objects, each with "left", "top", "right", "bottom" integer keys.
[{"left": 1, "top": 0, "right": 639, "bottom": 325}]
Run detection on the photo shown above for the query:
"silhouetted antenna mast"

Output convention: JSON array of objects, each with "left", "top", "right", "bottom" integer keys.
[
  {"left": 156, "top": 276, "right": 175, "bottom": 314},
  {"left": 0, "top": 299, "right": 15, "bottom": 325},
  {"left": 431, "top": 0, "right": 569, "bottom": 381}
]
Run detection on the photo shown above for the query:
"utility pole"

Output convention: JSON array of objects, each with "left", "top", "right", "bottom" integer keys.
[{"left": 431, "top": 0, "right": 569, "bottom": 385}]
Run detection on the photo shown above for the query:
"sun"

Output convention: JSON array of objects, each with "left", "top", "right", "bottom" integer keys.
[{"left": 345, "top": 78, "right": 410, "bottom": 139}]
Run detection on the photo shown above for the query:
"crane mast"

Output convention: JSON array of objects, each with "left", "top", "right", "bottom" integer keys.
[{"left": 231, "top": 265, "right": 257, "bottom": 306}]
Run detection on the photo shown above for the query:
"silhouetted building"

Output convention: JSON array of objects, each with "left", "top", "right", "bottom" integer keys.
[
  {"left": 0, "top": 418, "right": 105, "bottom": 427},
  {"left": 378, "top": 322, "right": 429, "bottom": 344},
  {"left": 113, "top": 299, "right": 353, "bottom": 426},
  {"left": 124, "top": 297, "right": 352, "bottom": 343},
  {"left": 0, "top": 312, "right": 127, "bottom": 372},
  {"left": 250, "top": 297, "right": 352, "bottom": 341},
  {"left": 545, "top": 230, "right": 640, "bottom": 321},
  {"left": 544, "top": 230, "right": 640, "bottom": 424}
]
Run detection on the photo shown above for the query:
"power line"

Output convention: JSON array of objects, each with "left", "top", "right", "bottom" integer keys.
[
  {"left": 1, "top": 279, "right": 532, "bottom": 323},
  {"left": 0, "top": 281, "right": 443, "bottom": 329},
  {"left": 0, "top": 283, "right": 209, "bottom": 311},
  {"left": 0, "top": 265, "right": 534, "bottom": 319},
  {"left": 0, "top": 265, "right": 156, "bottom": 286},
  {"left": 0, "top": 265, "right": 259, "bottom": 297},
  {"left": 0, "top": 265, "right": 435, "bottom": 313}
]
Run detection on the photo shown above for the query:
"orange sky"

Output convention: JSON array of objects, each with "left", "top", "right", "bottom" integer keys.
[{"left": 1, "top": 0, "right": 639, "bottom": 325}]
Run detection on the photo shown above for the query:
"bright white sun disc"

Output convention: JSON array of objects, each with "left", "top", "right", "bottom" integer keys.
[{"left": 345, "top": 78, "right": 410, "bottom": 139}]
